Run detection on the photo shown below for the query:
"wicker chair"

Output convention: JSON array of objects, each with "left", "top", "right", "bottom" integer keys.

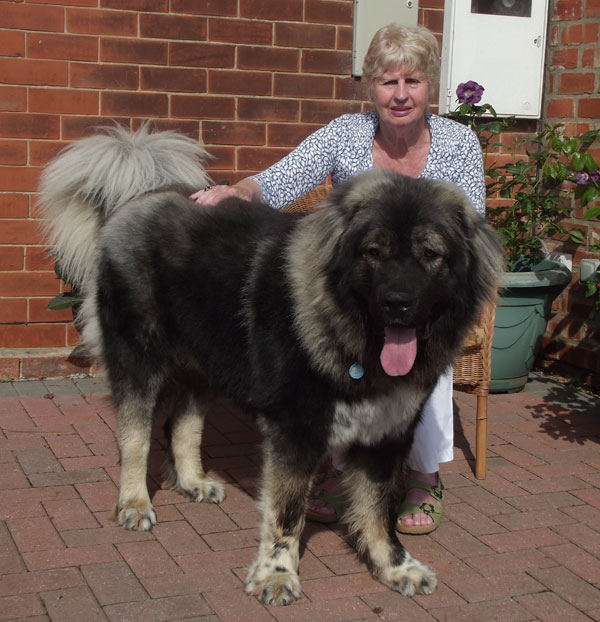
[{"left": 285, "top": 185, "right": 495, "bottom": 479}]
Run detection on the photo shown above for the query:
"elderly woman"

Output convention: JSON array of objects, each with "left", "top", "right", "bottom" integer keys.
[{"left": 192, "top": 23, "right": 485, "bottom": 534}]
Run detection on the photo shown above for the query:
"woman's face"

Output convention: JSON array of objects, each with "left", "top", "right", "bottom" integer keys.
[{"left": 372, "top": 66, "right": 430, "bottom": 130}]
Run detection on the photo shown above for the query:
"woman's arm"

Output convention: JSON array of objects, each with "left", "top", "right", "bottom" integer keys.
[
  {"left": 251, "top": 123, "right": 339, "bottom": 208},
  {"left": 191, "top": 114, "right": 361, "bottom": 209},
  {"left": 452, "top": 129, "right": 487, "bottom": 217}
]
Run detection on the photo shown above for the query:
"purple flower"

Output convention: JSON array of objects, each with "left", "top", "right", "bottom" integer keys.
[
  {"left": 575, "top": 171, "right": 591, "bottom": 185},
  {"left": 577, "top": 170, "right": 600, "bottom": 185},
  {"left": 456, "top": 81, "right": 485, "bottom": 105}
]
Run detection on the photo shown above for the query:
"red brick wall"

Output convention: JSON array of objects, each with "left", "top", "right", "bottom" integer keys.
[
  {"left": 540, "top": 0, "right": 600, "bottom": 379},
  {"left": 0, "top": 0, "right": 597, "bottom": 381}
]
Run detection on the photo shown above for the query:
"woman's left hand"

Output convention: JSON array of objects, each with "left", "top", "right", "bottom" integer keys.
[{"left": 190, "top": 178, "right": 261, "bottom": 207}]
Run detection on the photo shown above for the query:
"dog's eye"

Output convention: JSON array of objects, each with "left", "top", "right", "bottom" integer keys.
[
  {"left": 423, "top": 248, "right": 439, "bottom": 259},
  {"left": 363, "top": 245, "right": 381, "bottom": 260}
]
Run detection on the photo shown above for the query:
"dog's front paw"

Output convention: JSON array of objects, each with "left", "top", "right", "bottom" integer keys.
[
  {"left": 245, "top": 564, "right": 302, "bottom": 606},
  {"left": 113, "top": 500, "right": 157, "bottom": 531},
  {"left": 183, "top": 477, "right": 226, "bottom": 504},
  {"left": 380, "top": 552, "right": 437, "bottom": 597}
]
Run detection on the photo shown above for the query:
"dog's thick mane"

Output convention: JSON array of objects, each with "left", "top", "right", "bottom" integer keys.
[{"left": 285, "top": 203, "right": 366, "bottom": 383}]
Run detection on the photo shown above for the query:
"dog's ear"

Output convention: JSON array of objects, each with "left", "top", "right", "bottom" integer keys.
[
  {"left": 434, "top": 181, "right": 504, "bottom": 307},
  {"left": 456, "top": 198, "right": 505, "bottom": 306}
]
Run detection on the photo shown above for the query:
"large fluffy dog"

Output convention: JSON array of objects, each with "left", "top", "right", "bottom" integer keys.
[{"left": 39, "top": 125, "right": 503, "bottom": 606}]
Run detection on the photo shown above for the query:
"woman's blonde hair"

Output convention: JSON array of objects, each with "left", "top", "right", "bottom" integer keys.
[{"left": 362, "top": 23, "right": 440, "bottom": 99}]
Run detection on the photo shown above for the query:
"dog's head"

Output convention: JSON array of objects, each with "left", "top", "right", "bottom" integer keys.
[{"left": 291, "top": 169, "right": 504, "bottom": 379}]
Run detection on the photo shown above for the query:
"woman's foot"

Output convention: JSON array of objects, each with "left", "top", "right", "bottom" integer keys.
[
  {"left": 305, "top": 468, "right": 344, "bottom": 523},
  {"left": 396, "top": 470, "right": 443, "bottom": 535}
]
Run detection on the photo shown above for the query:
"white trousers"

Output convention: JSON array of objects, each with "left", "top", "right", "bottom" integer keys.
[{"left": 407, "top": 367, "right": 454, "bottom": 474}]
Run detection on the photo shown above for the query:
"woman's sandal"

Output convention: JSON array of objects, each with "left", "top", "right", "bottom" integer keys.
[
  {"left": 396, "top": 478, "right": 444, "bottom": 535},
  {"left": 305, "top": 467, "right": 345, "bottom": 524}
]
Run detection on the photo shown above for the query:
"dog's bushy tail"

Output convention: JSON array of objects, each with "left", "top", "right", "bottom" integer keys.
[{"left": 38, "top": 123, "right": 211, "bottom": 290}]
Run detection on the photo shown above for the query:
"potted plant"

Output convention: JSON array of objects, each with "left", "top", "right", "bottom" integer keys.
[{"left": 447, "top": 82, "right": 600, "bottom": 392}]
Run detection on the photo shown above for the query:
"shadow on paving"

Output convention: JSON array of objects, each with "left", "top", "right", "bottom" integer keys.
[{"left": 521, "top": 375, "right": 600, "bottom": 447}]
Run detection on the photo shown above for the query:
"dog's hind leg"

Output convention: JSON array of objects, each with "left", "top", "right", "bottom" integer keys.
[
  {"left": 163, "top": 395, "right": 226, "bottom": 504},
  {"left": 113, "top": 395, "right": 157, "bottom": 531},
  {"left": 246, "top": 430, "right": 320, "bottom": 606},
  {"left": 343, "top": 443, "right": 437, "bottom": 597}
]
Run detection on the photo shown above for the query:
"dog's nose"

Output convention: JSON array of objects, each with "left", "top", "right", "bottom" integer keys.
[{"left": 383, "top": 292, "right": 413, "bottom": 316}]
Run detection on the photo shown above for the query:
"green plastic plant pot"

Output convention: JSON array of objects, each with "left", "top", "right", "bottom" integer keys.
[{"left": 490, "top": 260, "right": 572, "bottom": 393}]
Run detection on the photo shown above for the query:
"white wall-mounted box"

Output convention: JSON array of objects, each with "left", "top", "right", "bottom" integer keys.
[
  {"left": 352, "top": 0, "right": 419, "bottom": 77},
  {"left": 438, "top": 0, "right": 549, "bottom": 118}
]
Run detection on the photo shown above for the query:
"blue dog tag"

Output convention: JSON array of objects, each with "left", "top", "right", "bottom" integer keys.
[{"left": 348, "top": 363, "right": 364, "bottom": 380}]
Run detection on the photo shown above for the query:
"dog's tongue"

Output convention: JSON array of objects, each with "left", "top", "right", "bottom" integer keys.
[{"left": 380, "top": 326, "right": 417, "bottom": 376}]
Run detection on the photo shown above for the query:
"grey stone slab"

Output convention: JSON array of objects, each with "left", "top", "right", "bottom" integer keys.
[
  {"left": 0, "top": 382, "right": 19, "bottom": 398},
  {"left": 12, "top": 380, "right": 49, "bottom": 397},
  {"left": 74, "top": 375, "right": 108, "bottom": 394},
  {"left": 42, "top": 378, "right": 83, "bottom": 395}
]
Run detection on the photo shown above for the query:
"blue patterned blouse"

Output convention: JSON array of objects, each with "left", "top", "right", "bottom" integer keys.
[{"left": 252, "top": 110, "right": 486, "bottom": 216}]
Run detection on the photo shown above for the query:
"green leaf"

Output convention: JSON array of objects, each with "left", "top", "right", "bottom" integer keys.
[
  {"left": 579, "top": 129, "right": 600, "bottom": 146},
  {"left": 583, "top": 204, "right": 600, "bottom": 220},
  {"left": 551, "top": 135, "right": 564, "bottom": 152},
  {"left": 544, "top": 161, "right": 569, "bottom": 181},
  {"left": 562, "top": 137, "right": 580, "bottom": 156},
  {"left": 569, "top": 229, "right": 587, "bottom": 244},
  {"left": 582, "top": 152, "right": 598, "bottom": 173},
  {"left": 585, "top": 280, "right": 599, "bottom": 297},
  {"left": 458, "top": 103, "right": 473, "bottom": 116},
  {"left": 571, "top": 152, "right": 585, "bottom": 172},
  {"left": 579, "top": 185, "right": 599, "bottom": 208},
  {"left": 485, "top": 104, "right": 502, "bottom": 117},
  {"left": 573, "top": 152, "right": 598, "bottom": 174},
  {"left": 479, "top": 121, "right": 506, "bottom": 135},
  {"left": 47, "top": 293, "right": 83, "bottom": 310}
]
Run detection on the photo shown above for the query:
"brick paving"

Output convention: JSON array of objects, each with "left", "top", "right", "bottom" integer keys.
[{"left": 0, "top": 374, "right": 598, "bottom": 621}]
